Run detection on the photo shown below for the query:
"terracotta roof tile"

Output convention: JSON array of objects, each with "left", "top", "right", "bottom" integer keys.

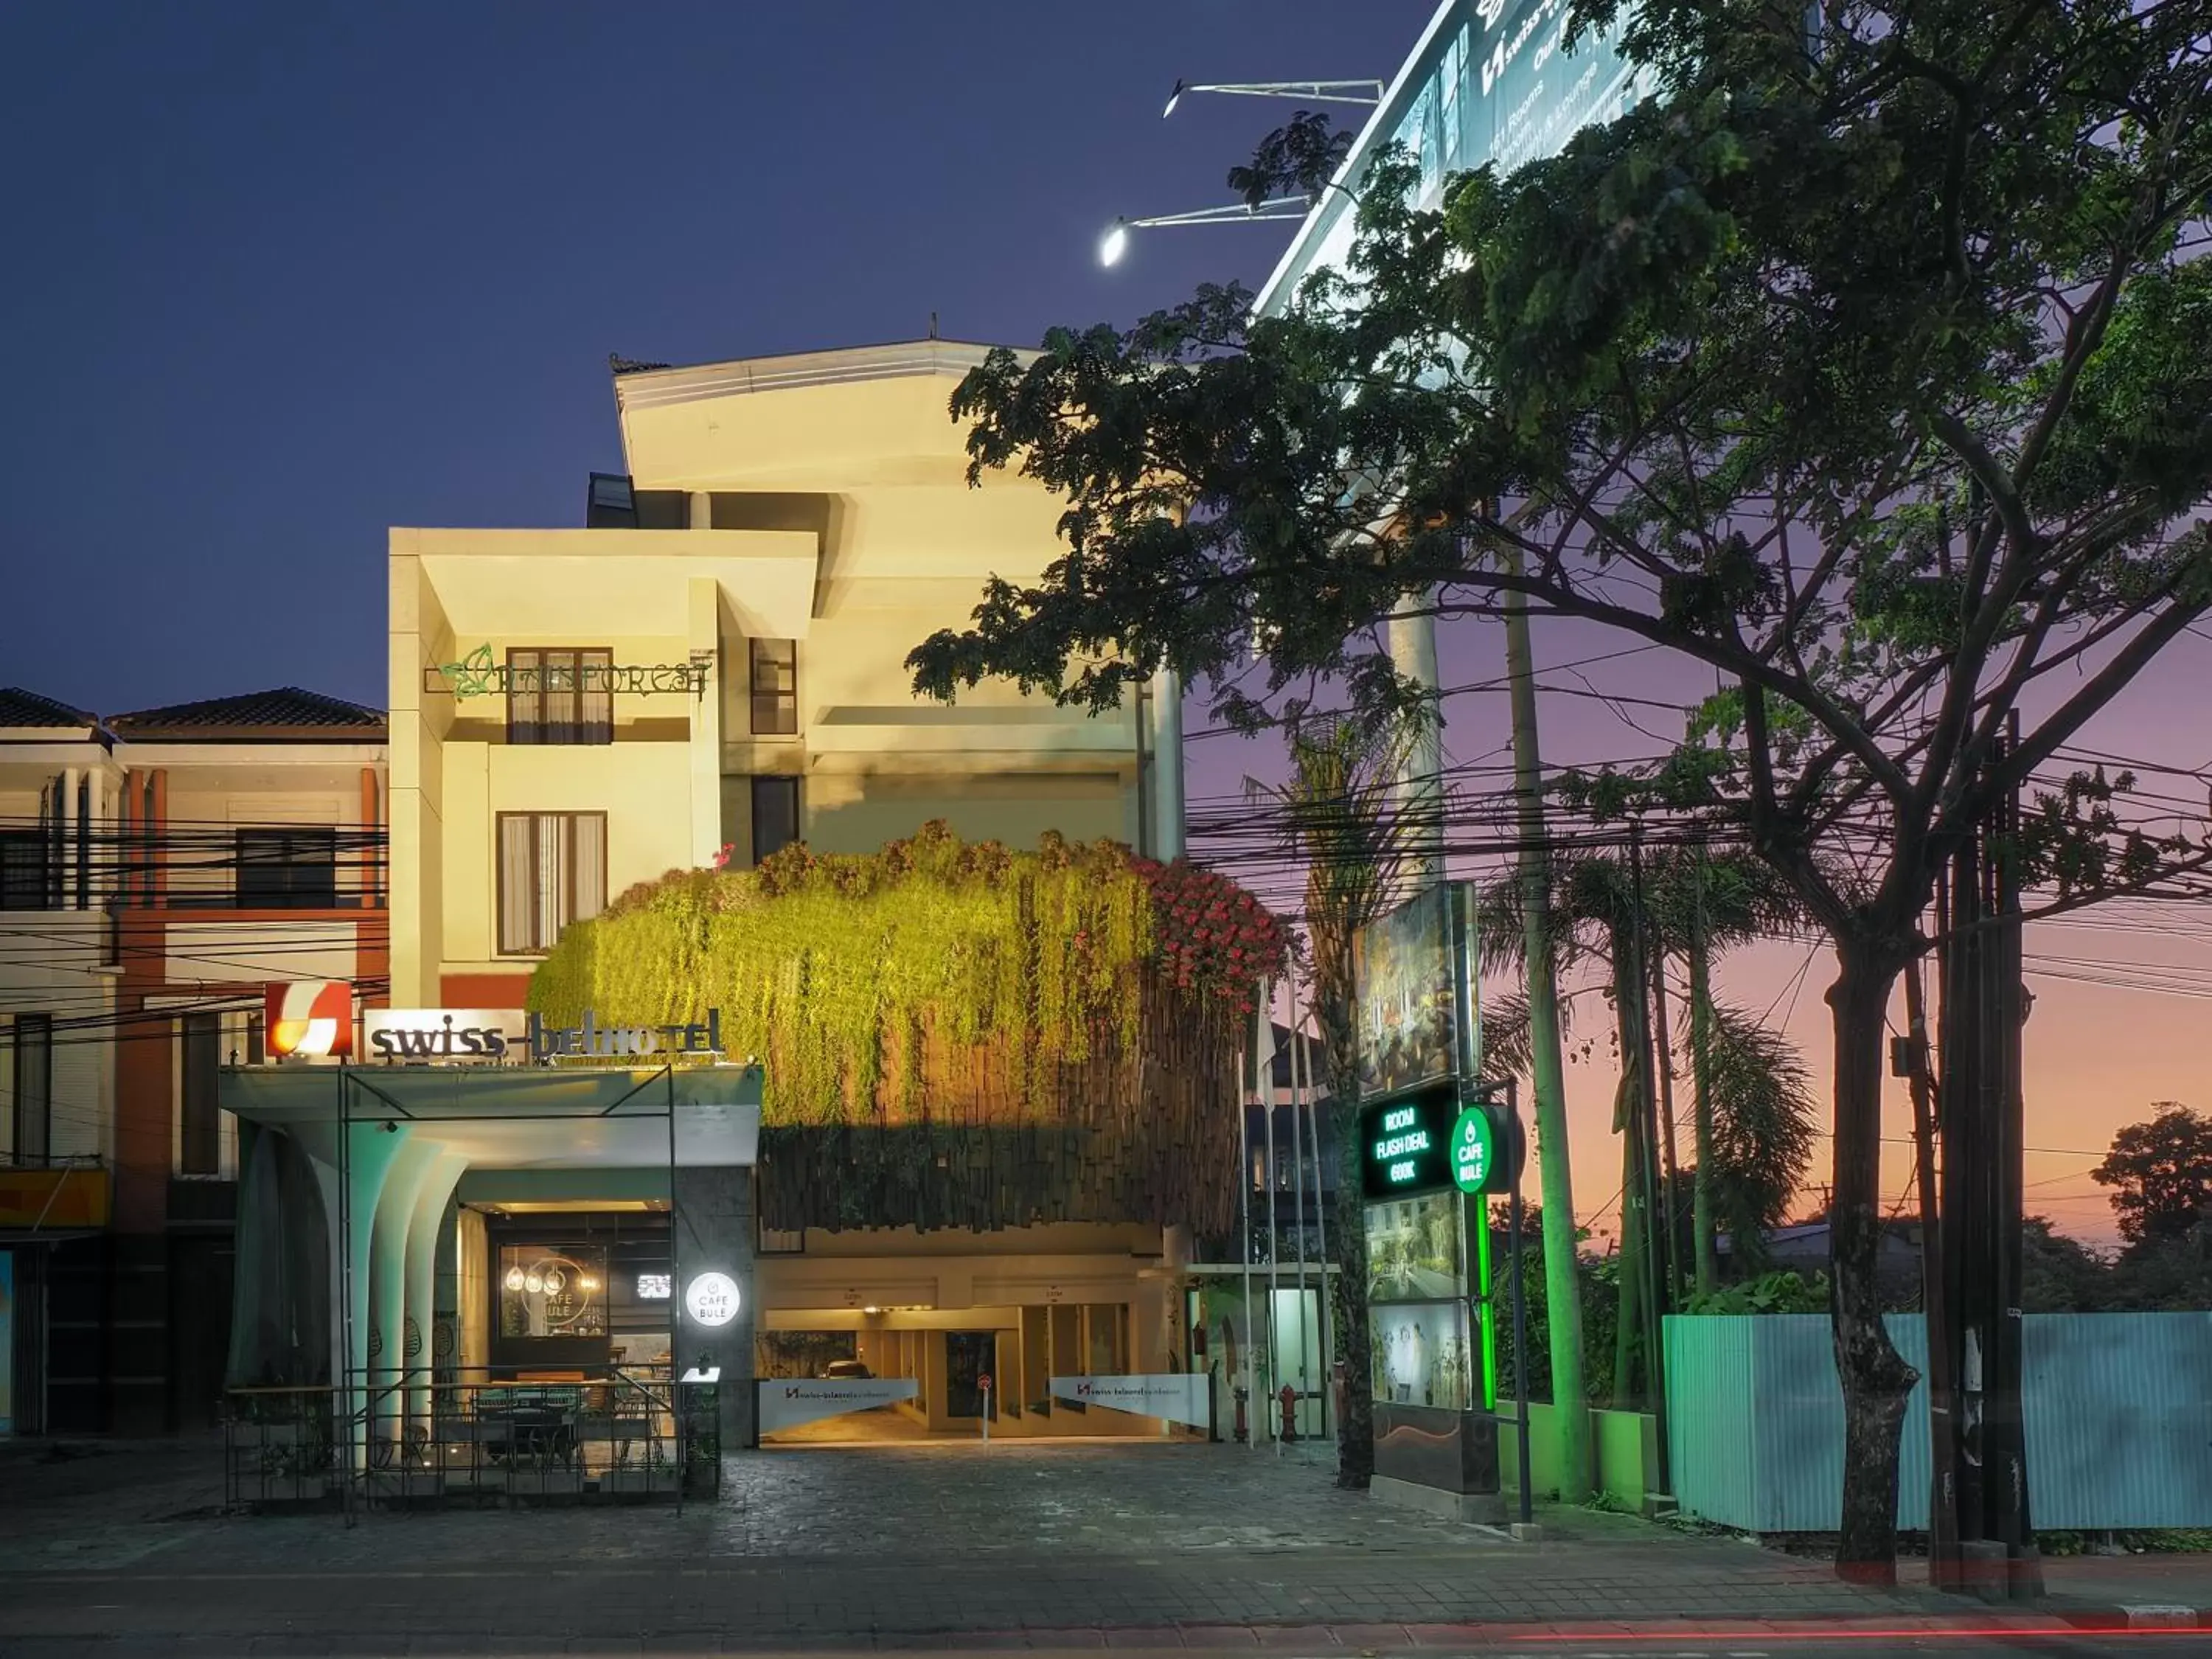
[
  {"left": 105, "top": 686, "right": 386, "bottom": 738},
  {"left": 0, "top": 686, "right": 99, "bottom": 729}
]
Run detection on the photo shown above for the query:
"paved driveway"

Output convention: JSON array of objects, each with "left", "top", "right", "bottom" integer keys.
[{"left": 0, "top": 1436, "right": 1965, "bottom": 1653}]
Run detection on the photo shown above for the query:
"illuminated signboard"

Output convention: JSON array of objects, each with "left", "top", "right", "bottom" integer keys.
[
  {"left": 1450, "top": 1105, "right": 1495, "bottom": 1194},
  {"left": 636, "top": 1273, "right": 672, "bottom": 1301},
  {"left": 1360, "top": 1091, "right": 1456, "bottom": 1199},
  {"left": 684, "top": 1272, "right": 741, "bottom": 1329}
]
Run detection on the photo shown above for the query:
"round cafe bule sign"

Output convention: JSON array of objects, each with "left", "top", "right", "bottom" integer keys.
[
  {"left": 1450, "top": 1105, "right": 1495, "bottom": 1194},
  {"left": 685, "top": 1271, "right": 742, "bottom": 1328}
]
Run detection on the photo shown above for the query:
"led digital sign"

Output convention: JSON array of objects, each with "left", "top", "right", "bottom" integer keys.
[{"left": 1360, "top": 1091, "right": 1457, "bottom": 1199}]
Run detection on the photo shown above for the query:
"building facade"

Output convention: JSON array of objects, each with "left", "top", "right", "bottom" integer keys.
[
  {"left": 389, "top": 338, "right": 1186, "bottom": 1015},
  {"left": 0, "top": 686, "right": 386, "bottom": 1434},
  {"left": 201, "top": 338, "right": 1212, "bottom": 1458}
]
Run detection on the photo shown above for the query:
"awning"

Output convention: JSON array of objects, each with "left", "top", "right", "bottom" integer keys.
[{"left": 218, "top": 1063, "right": 763, "bottom": 1169}]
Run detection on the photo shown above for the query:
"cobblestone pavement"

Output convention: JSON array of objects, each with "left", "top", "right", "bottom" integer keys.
[{"left": 0, "top": 1436, "right": 1976, "bottom": 1655}]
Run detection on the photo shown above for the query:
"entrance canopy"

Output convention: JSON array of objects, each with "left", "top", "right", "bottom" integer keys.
[{"left": 220, "top": 1062, "right": 763, "bottom": 1169}]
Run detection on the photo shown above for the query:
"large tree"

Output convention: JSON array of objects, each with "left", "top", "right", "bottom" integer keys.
[
  {"left": 911, "top": 0, "right": 2212, "bottom": 1577},
  {"left": 2093, "top": 1104, "right": 2212, "bottom": 1249}
]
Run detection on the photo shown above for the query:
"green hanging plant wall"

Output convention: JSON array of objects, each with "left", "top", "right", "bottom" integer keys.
[{"left": 529, "top": 821, "right": 1288, "bottom": 1234}]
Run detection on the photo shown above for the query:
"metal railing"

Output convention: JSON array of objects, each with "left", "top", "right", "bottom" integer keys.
[{"left": 224, "top": 1368, "right": 718, "bottom": 1512}]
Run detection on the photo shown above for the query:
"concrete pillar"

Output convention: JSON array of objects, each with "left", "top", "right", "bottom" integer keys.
[
  {"left": 687, "top": 577, "right": 724, "bottom": 869},
  {"left": 148, "top": 769, "right": 168, "bottom": 902},
  {"left": 1388, "top": 600, "right": 1446, "bottom": 888},
  {"left": 672, "top": 1164, "right": 757, "bottom": 1452},
  {"left": 60, "top": 767, "right": 78, "bottom": 907},
  {"left": 1148, "top": 668, "right": 1186, "bottom": 860},
  {"left": 118, "top": 768, "right": 136, "bottom": 905},
  {"left": 358, "top": 766, "right": 381, "bottom": 909},
  {"left": 402, "top": 1148, "right": 467, "bottom": 1441},
  {"left": 291, "top": 1112, "right": 411, "bottom": 1470}
]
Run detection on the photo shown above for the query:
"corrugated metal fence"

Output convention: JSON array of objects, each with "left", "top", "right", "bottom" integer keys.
[{"left": 1665, "top": 1312, "right": 2212, "bottom": 1532}]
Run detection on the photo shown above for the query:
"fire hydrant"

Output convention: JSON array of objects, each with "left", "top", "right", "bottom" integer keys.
[{"left": 1278, "top": 1383, "right": 1299, "bottom": 1443}]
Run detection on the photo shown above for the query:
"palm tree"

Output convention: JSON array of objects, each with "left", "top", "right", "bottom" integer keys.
[
  {"left": 1695, "top": 998, "right": 1820, "bottom": 1262},
  {"left": 1481, "top": 846, "right": 1818, "bottom": 1394},
  {"left": 1649, "top": 850, "right": 1809, "bottom": 1293},
  {"left": 1245, "top": 714, "right": 1413, "bottom": 1489}
]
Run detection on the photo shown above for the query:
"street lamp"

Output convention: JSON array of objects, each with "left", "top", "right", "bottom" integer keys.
[
  {"left": 1096, "top": 198, "right": 1311, "bottom": 268},
  {"left": 1163, "top": 77, "right": 1385, "bottom": 119}
]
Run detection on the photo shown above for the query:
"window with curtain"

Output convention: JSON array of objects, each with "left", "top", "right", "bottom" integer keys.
[
  {"left": 12, "top": 1012, "right": 51, "bottom": 1164},
  {"left": 749, "top": 639, "right": 798, "bottom": 735},
  {"left": 179, "top": 1011, "right": 221, "bottom": 1175},
  {"left": 507, "top": 647, "right": 613, "bottom": 744},
  {"left": 497, "top": 813, "right": 608, "bottom": 954}
]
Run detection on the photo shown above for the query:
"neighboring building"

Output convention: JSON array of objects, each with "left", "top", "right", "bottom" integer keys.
[
  {"left": 388, "top": 338, "right": 1186, "bottom": 1013},
  {"left": 0, "top": 685, "right": 386, "bottom": 1434}
]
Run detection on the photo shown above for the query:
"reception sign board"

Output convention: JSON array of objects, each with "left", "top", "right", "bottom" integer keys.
[
  {"left": 1048, "top": 1373, "right": 1210, "bottom": 1427},
  {"left": 758, "top": 1377, "right": 919, "bottom": 1433}
]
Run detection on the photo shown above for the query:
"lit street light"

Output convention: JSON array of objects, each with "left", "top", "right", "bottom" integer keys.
[{"left": 1096, "top": 198, "right": 1310, "bottom": 268}]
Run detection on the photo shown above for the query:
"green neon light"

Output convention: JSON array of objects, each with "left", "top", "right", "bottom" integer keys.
[
  {"left": 1450, "top": 1105, "right": 1495, "bottom": 1194},
  {"left": 1474, "top": 1198, "right": 1498, "bottom": 1411}
]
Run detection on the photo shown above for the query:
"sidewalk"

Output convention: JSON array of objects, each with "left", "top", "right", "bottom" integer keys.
[{"left": 0, "top": 1435, "right": 2205, "bottom": 1651}]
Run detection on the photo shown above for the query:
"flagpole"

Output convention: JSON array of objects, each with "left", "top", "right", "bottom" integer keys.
[
  {"left": 1237, "top": 1024, "right": 1256, "bottom": 1450},
  {"left": 1262, "top": 989, "right": 1282, "bottom": 1455}
]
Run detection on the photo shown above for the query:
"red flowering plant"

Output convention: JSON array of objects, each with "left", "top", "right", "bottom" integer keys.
[{"left": 1132, "top": 858, "right": 1291, "bottom": 1017}]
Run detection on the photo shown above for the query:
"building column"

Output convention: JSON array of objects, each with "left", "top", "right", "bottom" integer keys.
[
  {"left": 1147, "top": 668, "right": 1186, "bottom": 860},
  {"left": 687, "top": 577, "right": 724, "bottom": 870},
  {"left": 147, "top": 769, "right": 168, "bottom": 903},
  {"left": 366, "top": 1136, "right": 440, "bottom": 1455},
  {"left": 1388, "top": 602, "right": 1446, "bottom": 888},
  {"left": 672, "top": 1164, "right": 757, "bottom": 1451},
  {"left": 359, "top": 767, "right": 382, "bottom": 909},
  {"left": 402, "top": 1148, "right": 467, "bottom": 1442},
  {"left": 290, "top": 1110, "right": 411, "bottom": 1470},
  {"left": 117, "top": 768, "right": 137, "bottom": 906}
]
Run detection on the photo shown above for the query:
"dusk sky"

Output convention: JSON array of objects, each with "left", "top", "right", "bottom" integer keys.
[{"left": 5, "top": 0, "right": 2202, "bottom": 1245}]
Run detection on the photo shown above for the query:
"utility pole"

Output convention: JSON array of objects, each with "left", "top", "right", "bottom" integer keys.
[
  {"left": 1904, "top": 950, "right": 1958, "bottom": 1586},
  {"left": 1936, "top": 714, "right": 2039, "bottom": 1599},
  {"left": 1501, "top": 554, "right": 1593, "bottom": 1502},
  {"left": 1625, "top": 821, "right": 1672, "bottom": 1497}
]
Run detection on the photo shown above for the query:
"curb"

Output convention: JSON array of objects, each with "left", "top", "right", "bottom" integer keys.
[
  {"left": 2049, "top": 1602, "right": 2212, "bottom": 1632},
  {"left": 701, "top": 1611, "right": 2212, "bottom": 1650}
]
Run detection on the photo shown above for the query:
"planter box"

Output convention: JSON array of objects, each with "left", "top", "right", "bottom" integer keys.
[
  {"left": 596, "top": 1469, "right": 679, "bottom": 1495},
  {"left": 504, "top": 1468, "right": 585, "bottom": 1497}
]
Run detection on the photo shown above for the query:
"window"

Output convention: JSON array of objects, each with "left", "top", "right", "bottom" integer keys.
[
  {"left": 749, "top": 639, "right": 798, "bottom": 735},
  {"left": 11, "top": 1013, "right": 51, "bottom": 1164},
  {"left": 751, "top": 777, "right": 799, "bottom": 863},
  {"left": 497, "top": 1245, "right": 608, "bottom": 1338},
  {"left": 234, "top": 828, "right": 338, "bottom": 909},
  {"left": 0, "top": 832, "right": 48, "bottom": 910},
  {"left": 507, "top": 647, "right": 613, "bottom": 745},
  {"left": 179, "top": 1012, "right": 220, "bottom": 1176},
  {"left": 497, "top": 813, "right": 607, "bottom": 954},
  {"left": 585, "top": 472, "right": 636, "bottom": 528}
]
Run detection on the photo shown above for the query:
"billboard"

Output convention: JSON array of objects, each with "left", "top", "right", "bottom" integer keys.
[
  {"left": 1259, "top": 0, "right": 1658, "bottom": 311},
  {"left": 1354, "top": 883, "right": 1480, "bottom": 1099}
]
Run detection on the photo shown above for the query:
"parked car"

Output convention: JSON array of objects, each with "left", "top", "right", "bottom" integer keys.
[{"left": 822, "top": 1359, "right": 874, "bottom": 1380}]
